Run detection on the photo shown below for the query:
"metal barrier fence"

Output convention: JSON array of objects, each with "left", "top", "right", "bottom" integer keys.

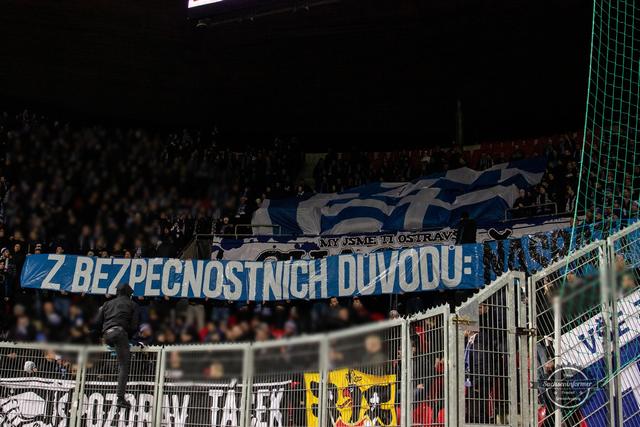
[
  {"left": 527, "top": 220, "right": 640, "bottom": 427},
  {"left": 0, "top": 319, "right": 415, "bottom": 427},
  {"left": 5, "top": 222, "right": 640, "bottom": 427},
  {"left": 324, "top": 320, "right": 405, "bottom": 427},
  {"left": 407, "top": 305, "right": 450, "bottom": 427},
  {"left": 251, "top": 337, "right": 321, "bottom": 427},
  {"left": 452, "top": 273, "right": 524, "bottom": 427},
  {"left": 0, "top": 342, "right": 84, "bottom": 427},
  {"left": 0, "top": 288, "right": 527, "bottom": 427},
  {"left": 529, "top": 240, "right": 610, "bottom": 427},
  {"left": 80, "top": 345, "right": 162, "bottom": 426},
  {"left": 608, "top": 222, "right": 640, "bottom": 427},
  {"left": 160, "top": 344, "right": 248, "bottom": 427}
]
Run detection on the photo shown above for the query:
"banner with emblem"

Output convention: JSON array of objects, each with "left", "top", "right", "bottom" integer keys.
[{"left": 304, "top": 369, "right": 397, "bottom": 427}]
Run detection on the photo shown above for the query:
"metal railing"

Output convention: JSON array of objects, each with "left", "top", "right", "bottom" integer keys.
[
  {"left": 606, "top": 221, "right": 640, "bottom": 427},
  {"left": 527, "top": 220, "right": 640, "bottom": 427},
  {"left": 407, "top": 305, "right": 450, "bottom": 427},
  {"left": 0, "top": 280, "right": 532, "bottom": 427},
  {"left": 5, "top": 216, "right": 640, "bottom": 427},
  {"left": 213, "top": 224, "right": 283, "bottom": 239},
  {"left": 180, "top": 225, "right": 282, "bottom": 259},
  {"left": 529, "top": 240, "right": 607, "bottom": 427},
  {"left": 0, "top": 272, "right": 526, "bottom": 427},
  {"left": 505, "top": 203, "right": 559, "bottom": 220},
  {"left": 451, "top": 273, "right": 525, "bottom": 426}
]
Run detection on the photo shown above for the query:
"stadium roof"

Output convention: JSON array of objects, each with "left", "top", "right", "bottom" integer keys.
[{"left": 1, "top": 0, "right": 590, "bottom": 148}]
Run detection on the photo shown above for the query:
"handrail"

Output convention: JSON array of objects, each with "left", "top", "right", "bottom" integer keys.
[
  {"left": 505, "top": 202, "right": 558, "bottom": 220},
  {"left": 206, "top": 213, "right": 574, "bottom": 240},
  {"left": 211, "top": 224, "right": 282, "bottom": 239}
]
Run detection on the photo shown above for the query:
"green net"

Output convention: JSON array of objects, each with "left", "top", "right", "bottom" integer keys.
[
  {"left": 573, "top": 0, "right": 640, "bottom": 237},
  {"left": 547, "top": 2, "right": 640, "bottom": 424}
]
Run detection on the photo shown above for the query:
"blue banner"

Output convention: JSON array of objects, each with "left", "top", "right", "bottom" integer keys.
[
  {"left": 20, "top": 245, "right": 485, "bottom": 300},
  {"left": 19, "top": 220, "right": 622, "bottom": 301}
]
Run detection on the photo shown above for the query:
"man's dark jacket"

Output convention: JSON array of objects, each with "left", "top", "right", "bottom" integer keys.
[{"left": 96, "top": 295, "right": 139, "bottom": 338}]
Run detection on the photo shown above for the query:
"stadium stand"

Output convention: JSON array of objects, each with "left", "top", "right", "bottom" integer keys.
[
  {"left": 0, "top": 109, "right": 603, "bottom": 346},
  {"left": 0, "top": 110, "right": 304, "bottom": 253}
]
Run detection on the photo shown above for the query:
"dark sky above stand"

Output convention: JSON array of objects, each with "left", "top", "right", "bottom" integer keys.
[{"left": 0, "top": 0, "right": 591, "bottom": 149}]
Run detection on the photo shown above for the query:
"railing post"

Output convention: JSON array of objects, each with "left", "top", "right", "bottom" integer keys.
[
  {"left": 71, "top": 346, "right": 87, "bottom": 427},
  {"left": 400, "top": 319, "right": 408, "bottom": 427},
  {"left": 552, "top": 296, "right": 562, "bottom": 427},
  {"left": 607, "top": 235, "right": 623, "bottom": 426},
  {"left": 153, "top": 347, "right": 166, "bottom": 426},
  {"left": 514, "top": 273, "right": 532, "bottom": 427},
  {"left": 527, "top": 275, "right": 537, "bottom": 427},
  {"left": 318, "top": 336, "right": 329, "bottom": 427},
  {"left": 241, "top": 343, "right": 253, "bottom": 427},
  {"left": 597, "top": 243, "right": 616, "bottom": 427},
  {"left": 506, "top": 276, "right": 518, "bottom": 424},
  {"left": 444, "top": 308, "right": 456, "bottom": 427},
  {"left": 449, "top": 311, "right": 462, "bottom": 427}
]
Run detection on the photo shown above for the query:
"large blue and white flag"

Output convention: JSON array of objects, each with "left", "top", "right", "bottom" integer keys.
[{"left": 253, "top": 158, "right": 546, "bottom": 235}]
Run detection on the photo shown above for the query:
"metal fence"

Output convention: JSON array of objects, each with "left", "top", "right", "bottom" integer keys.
[
  {"left": 451, "top": 273, "right": 524, "bottom": 427},
  {"left": 0, "top": 319, "right": 414, "bottom": 427},
  {"left": 529, "top": 240, "right": 610, "bottom": 427},
  {"left": 160, "top": 344, "right": 248, "bottom": 427},
  {"left": 527, "top": 220, "right": 640, "bottom": 427},
  {"left": 324, "top": 320, "right": 405, "bottom": 427},
  {"left": 251, "top": 337, "right": 321, "bottom": 427},
  {"left": 407, "top": 305, "right": 450, "bottom": 427},
  {"left": 5, "top": 222, "right": 640, "bottom": 427},
  {"left": 79, "top": 345, "right": 162, "bottom": 426},
  {"left": 0, "top": 293, "right": 522, "bottom": 427},
  {"left": 607, "top": 222, "right": 640, "bottom": 427},
  {"left": 0, "top": 342, "right": 84, "bottom": 427}
]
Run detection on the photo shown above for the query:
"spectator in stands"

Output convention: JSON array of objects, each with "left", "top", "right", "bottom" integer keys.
[
  {"left": 12, "top": 313, "right": 35, "bottom": 341},
  {"left": 0, "top": 259, "right": 8, "bottom": 301},
  {"left": 1, "top": 247, "right": 16, "bottom": 295},
  {"left": 156, "top": 226, "right": 178, "bottom": 258},
  {"left": 562, "top": 185, "right": 576, "bottom": 213},
  {"left": 327, "top": 306, "right": 351, "bottom": 331},
  {"left": 511, "top": 145, "right": 524, "bottom": 161},
  {"left": 534, "top": 185, "right": 553, "bottom": 215},
  {"left": 215, "top": 216, "right": 234, "bottom": 235},
  {"left": 362, "top": 334, "right": 386, "bottom": 368},
  {"left": 455, "top": 212, "right": 477, "bottom": 245},
  {"left": 351, "top": 297, "right": 371, "bottom": 325},
  {"left": 513, "top": 189, "right": 530, "bottom": 218},
  {"left": 478, "top": 153, "right": 493, "bottom": 170}
]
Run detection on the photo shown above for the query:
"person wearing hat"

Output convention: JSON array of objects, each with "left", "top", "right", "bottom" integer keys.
[{"left": 95, "top": 283, "right": 140, "bottom": 409}]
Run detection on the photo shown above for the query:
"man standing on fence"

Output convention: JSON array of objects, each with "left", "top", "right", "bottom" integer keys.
[{"left": 95, "top": 283, "right": 140, "bottom": 410}]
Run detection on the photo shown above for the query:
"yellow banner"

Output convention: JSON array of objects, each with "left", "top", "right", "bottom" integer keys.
[{"left": 304, "top": 369, "right": 397, "bottom": 427}]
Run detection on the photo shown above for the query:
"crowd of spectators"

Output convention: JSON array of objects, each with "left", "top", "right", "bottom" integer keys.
[
  {"left": 1, "top": 288, "right": 401, "bottom": 345},
  {"left": 0, "top": 109, "right": 635, "bottom": 346},
  {"left": 313, "top": 147, "right": 470, "bottom": 192},
  {"left": 312, "top": 134, "right": 586, "bottom": 221},
  {"left": 0, "top": 110, "right": 414, "bottom": 345},
  {"left": 0, "top": 110, "right": 303, "bottom": 256},
  {"left": 311, "top": 132, "right": 640, "bottom": 225}
]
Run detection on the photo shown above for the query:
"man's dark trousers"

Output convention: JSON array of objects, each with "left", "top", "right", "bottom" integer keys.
[{"left": 104, "top": 326, "right": 130, "bottom": 401}]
